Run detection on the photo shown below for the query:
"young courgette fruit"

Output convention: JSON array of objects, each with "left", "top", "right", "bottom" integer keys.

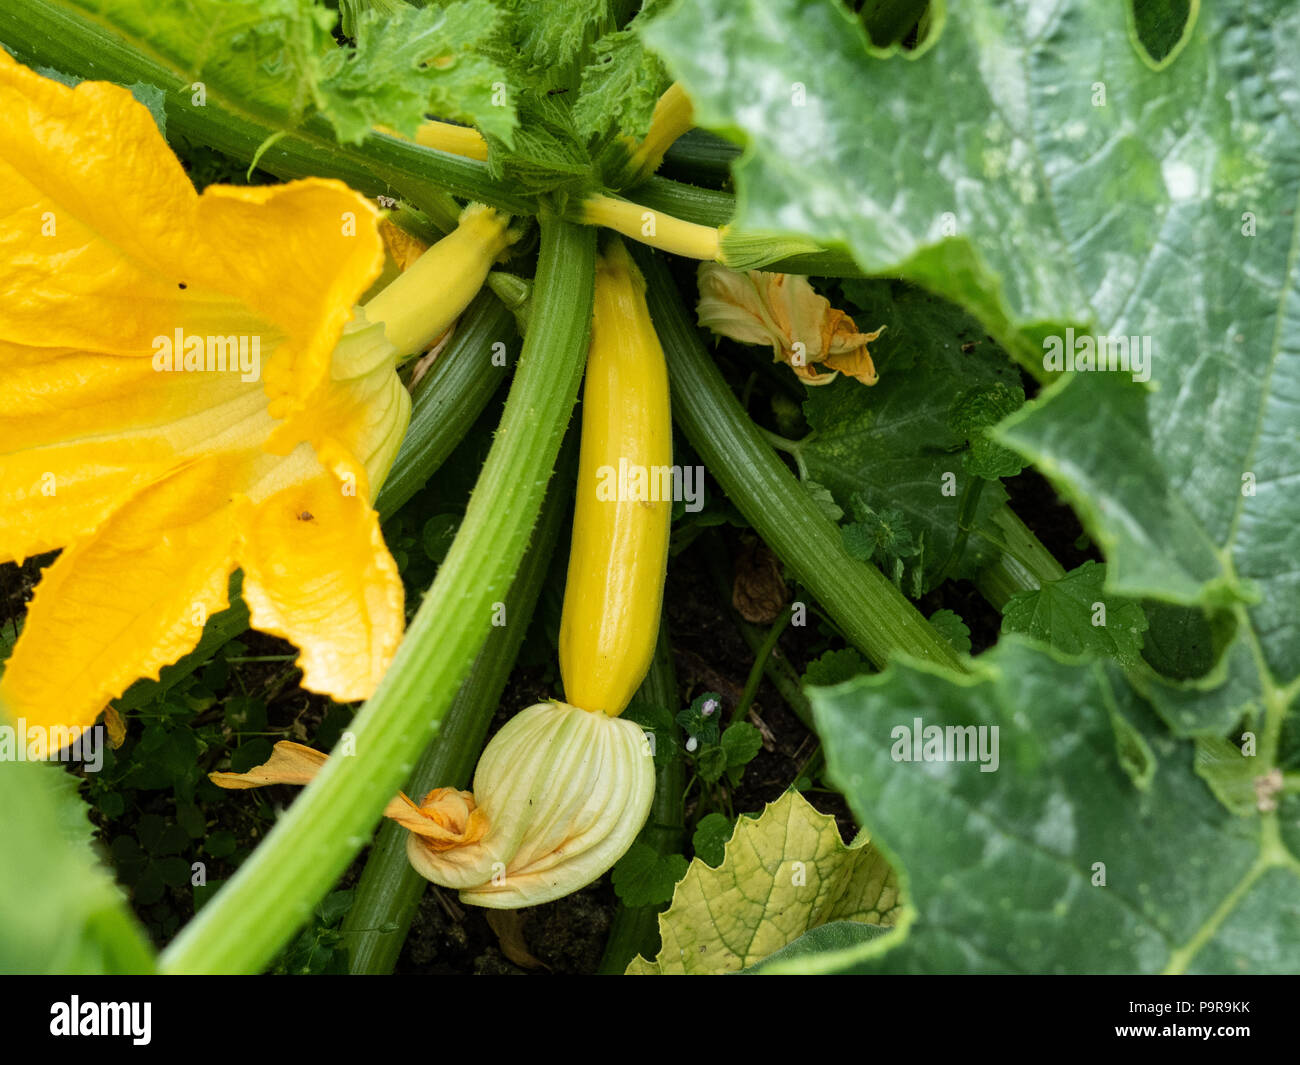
[
  {"left": 559, "top": 237, "right": 673, "bottom": 716},
  {"left": 363, "top": 203, "right": 512, "bottom": 357}
]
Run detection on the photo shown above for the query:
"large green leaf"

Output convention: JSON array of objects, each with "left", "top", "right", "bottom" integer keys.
[
  {"left": 1001, "top": 561, "right": 1148, "bottom": 668},
  {"left": 647, "top": 0, "right": 1300, "bottom": 684},
  {"left": 0, "top": 759, "right": 155, "bottom": 974},
  {"left": 807, "top": 639, "right": 1300, "bottom": 974},
  {"left": 28, "top": 0, "right": 517, "bottom": 144}
]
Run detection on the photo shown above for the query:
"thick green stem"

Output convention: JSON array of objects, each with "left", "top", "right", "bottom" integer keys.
[
  {"left": 631, "top": 176, "right": 734, "bottom": 228},
  {"left": 633, "top": 246, "right": 962, "bottom": 674},
  {"left": 660, "top": 129, "right": 741, "bottom": 187},
  {"left": 0, "top": 4, "right": 529, "bottom": 220},
  {"left": 159, "top": 217, "right": 595, "bottom": 974},
  {"left": 973, "top": 504, "right": 1068, "bottom": 610},
  {"left": 344, "top": 447, "right": 573, "bottom": 974},
  {"left": 598, "top": 618, "right": 686, "bottom": 974}
]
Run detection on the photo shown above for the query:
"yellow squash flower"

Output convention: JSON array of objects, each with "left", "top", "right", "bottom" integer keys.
[
  {"left": 696, "top": 262, "right": 884, "bottom": 385},
  {"left": 0, "top": 52, "right": 507, "bottom": 737}
]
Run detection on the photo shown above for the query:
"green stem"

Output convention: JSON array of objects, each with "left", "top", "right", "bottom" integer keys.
[
  {"left": 159, "top": 217, "right": 595, "bottom": 974},
  {"left": 660, "top": 128, "right": 741, "bottom": 187},
  {"left": 598, "top": 617, "right": 686, "bottom": 974},
  {"left": 731, "top": 611, "right": 792, "bottom": 727},
  {"left": 934, "top": 475, "right": 986, "bottom": 584},
  {"left": 631, "top": 176, "right": 734, "bottom": 227},
  {"left": 633, "top": 246, "right": 962, "bottom": 674},
  {"left": 375, "top": 290, "right": 518, "bottom": 521},
  {"left": 705, "top": 533, "right": 814, "bottom": 727},
  {"left": 973, "top": 504, "right": 1068, "bottom": 610},
  {"left": 343, "top": 443, "right": 573, "bottom": 974},
  {"left": 0, "top": 4, "right": 529, "bottom": 220}
]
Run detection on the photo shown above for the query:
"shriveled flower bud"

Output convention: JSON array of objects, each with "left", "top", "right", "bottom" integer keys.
[
  {"left": 407, "top": 700, "right": 655, "bottom": 908},
  {"left": 696, "top": 262, "right": 884, "bottom": 386}
]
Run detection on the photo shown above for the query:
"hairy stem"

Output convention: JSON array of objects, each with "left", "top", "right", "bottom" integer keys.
[
  {"left": 344, "top": 444, "right": 572, "bottom": 974},
  {"left": 973, "top": 504, "right": 1068, "bottom": 610},
  {"left": 159, "top": 217, "right": 595, "bottom": 974}
]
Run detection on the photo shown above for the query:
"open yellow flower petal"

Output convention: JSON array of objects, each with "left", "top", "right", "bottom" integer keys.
[
  {"left": 0, "top": 457, "right": 244, "bottom": 734},
  {"left": 0, "top": 53, "right": 424, "bottom": 736},
  {"left": 240, "top": 467, "right": 404, "bottom": 702},
  {"left": 0, "top": 49, "right": 383, "bottom": 422}
]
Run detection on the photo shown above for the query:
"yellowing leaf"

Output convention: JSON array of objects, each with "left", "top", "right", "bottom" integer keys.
[{"left": 629, "top": 790, "right": 899, "bottom": 974}]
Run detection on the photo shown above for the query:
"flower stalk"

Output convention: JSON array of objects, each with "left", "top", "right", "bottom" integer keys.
[{"left": 580, "top": 193, "right": 721, "bottom": 261}]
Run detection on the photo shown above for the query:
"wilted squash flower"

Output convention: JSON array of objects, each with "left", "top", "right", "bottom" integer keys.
[
  {"left": 696, "top": 262, "right": 884, "bottom": 385},
  {"left": 407, "top": 701, "right": 654, "bottom": 907},
  {"left": 0, "top": 50, "right": 510, "bottom": 738},
  {"left": 211, "top": 702, "right": 653, "bottom": 909}
]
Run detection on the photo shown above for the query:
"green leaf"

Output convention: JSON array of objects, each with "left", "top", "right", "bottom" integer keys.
[
  {"left": 481, "top": 92, "right": 592, "bottom": 195},
  {"left": 802, "top": 479, "right": 843, "bottom": 523},
  {"left": 573, "top": 1, "right": 671, "bottom": 143},
  {"left": 649, "top": 0, "right": 1300, "bottom": 687},
  {"left": 695, "top": 744, "right": 729, "bottom": 784},
  {"left": 721, "top": 721, "right": 762, "bottom": 770},
  {"left": 740, "top": 919, "right": 890, "bottom": 973},
  {"left": 628, "top": 791, "right": 899, "bottom": 974},
  {"left": 799, "top": 282, "right": 1019, "bottom": 592},
  {"left": 1002, "top": 561, "right": 1148, "bottom": 668},
  {"left": 809, "top": 639, "right": 1300, "bottom": 974},
  {"left": 691, "top": 812, "right": 734, "bottom": 867},
  {"left": 802, "top": 648, "right": 869, "bottom": 688},
  {"left": 611, "top": 841, "right": 689, "bottom": 908},
  {"left": 948, "top": 383, "right": 1026, "bottom": 480},
  {"left": 507, "top": 0, "right": 612, "bottom": 73},
  {"left": 0, "top": 760, "right": 154, "bottom": 973},
  {"left": 1193, "top": 736, "right": 1258, "bottom": 818},
  {"left": 840, "top": 500, "right": 923, "bottom": 596},
  {"left": 927, "top": 609, "right": 972, "bottom": 655},
  {"left": 57, "top": 0, "right": 337, "bottom": 128},
  {"left": 42, "top": 0, "right": 516, "bottom": 147},
  {"left": 317, "top": 2, "right": 518, "bottom": 145}
]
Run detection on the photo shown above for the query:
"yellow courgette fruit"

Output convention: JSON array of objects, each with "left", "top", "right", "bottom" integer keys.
[{"left": 559, "top": 238, "right": 672, "bottom": 716}]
